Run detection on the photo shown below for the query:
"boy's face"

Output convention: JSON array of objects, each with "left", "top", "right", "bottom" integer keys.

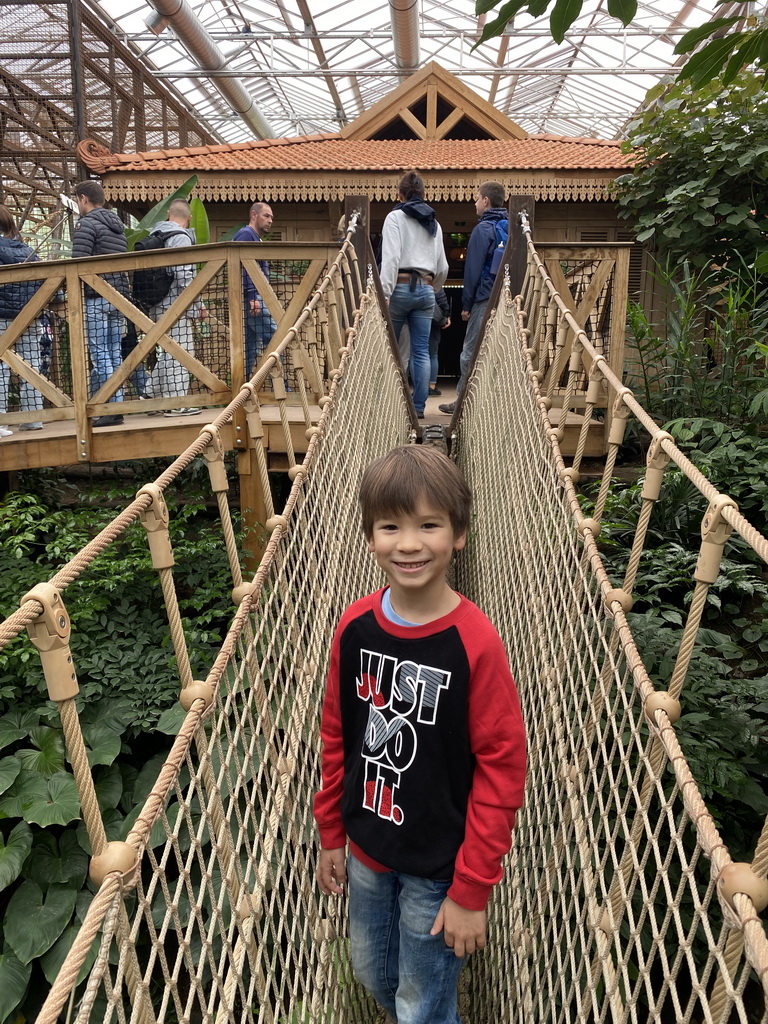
[{"left": 367, "top": 498, "right": 466, "bottom": 593}]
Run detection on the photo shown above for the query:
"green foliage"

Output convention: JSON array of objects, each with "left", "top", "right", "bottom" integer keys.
[
  {"left": 613, "top": 72, "right": 768, "bottom": 268},
  {"left": 0, "top": 468, "right": 242, "bottom": 1023},
  {"left": 125, "top": 175, "right": 210, "bottom": 249},
  {"left": 625, "top": 257, "right": 768, "bottom": 430},
  {"left": 675, "top": 19, "right": 768, "bottom": 88},
  {"left": 4, "top": 883, "right": 78, "bottom": 964},
  {"left": 586, "top": 427, "right": 768, "bottom": 860},
  {"left": 474, "top": 0, "right": 768, "bottom": 86},
  {"left": 0, "top": 953, "right": 31, "bottom": 1022},
  {"left": 473, "top": 0, "right": 636, "bottom": 47},
  {"left": 0, "top": 823, "right": 32, "bottom": 891}
]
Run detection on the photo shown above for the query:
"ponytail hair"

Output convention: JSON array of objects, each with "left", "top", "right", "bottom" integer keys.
[{"left": 398, "top": 170, "right": 425, "bottom": 201}]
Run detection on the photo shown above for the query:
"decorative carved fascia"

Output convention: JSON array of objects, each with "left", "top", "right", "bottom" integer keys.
[{"left": 104, "top": 171, "right": 617, "bottom": 205}]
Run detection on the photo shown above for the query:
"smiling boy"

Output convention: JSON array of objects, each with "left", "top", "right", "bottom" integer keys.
[{"left": 314, "top": 444, "right": 526, "bottom": 1024}]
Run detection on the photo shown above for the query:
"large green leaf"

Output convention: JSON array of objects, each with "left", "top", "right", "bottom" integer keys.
[
  {"left": 126, "top": 175, "right": 199, "bottom": 249},
  {"left": 680, "top": 35, "right": 743, "bottom": 88},
  {"left": 0, "top": 769, "right": 47, "bottom": 818},
  {"left": 674, "top": 16, "right": 740, "bottom": 55},
  {"left": 0, "top": 821, "right": 32, "bottom": 891},
  {"left": 16, "top": 726, "right": 65, "bottom": 778},
  {"left": 0, "top": 710, "right": 39, "bottom": 752},
  {"left": 722, "top": 32, "right": 765, "bottom": 87},
  {"left": 473, "top": 0, "right": 531, "bottom": 48},
  {"left": 0, "top": 951, "right": 31, "bottom": 1022},
  {"left": 81, "top": 720, "right": 122, "bottom": 768},
  {"left": 0, "top": 755, "right": 21, "bottom": 795},
  {"left": 94, "top": 763, "right": 123, "bottom": 810},
  {"left": 1, "top": 770, "right": 82, "bottom": 827},
  {"left": 155, "top": 704, "right": 187, "bottom": 736},
  {"left": 607, "top": 0, "right": 636, "bottom": 23},
  {"left": 4, "top": 881, "right": 78, "bottom": 964},
  {"left": 476, "top": 0, "right": 505, "bottom": 14},
  {"left": 189, "top": 196, "right": 210, "bottom": 246},
  {"left": 550, "top": 0, "right": 582, "bottom": 43},
  {"left": 40, "top": 923, "right": 100, "bottom": 986},
  {"left": 24, "top": 828, "right": 88, "bottom": 890}
]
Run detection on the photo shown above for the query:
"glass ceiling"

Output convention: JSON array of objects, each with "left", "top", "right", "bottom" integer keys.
[{"left": 89, "top": 0, "right": 744, "bottom": 144}]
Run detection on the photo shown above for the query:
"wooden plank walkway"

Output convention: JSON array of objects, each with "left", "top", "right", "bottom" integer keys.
[{"left": 0, "top": 382, "right": 602, "bottom": 475}]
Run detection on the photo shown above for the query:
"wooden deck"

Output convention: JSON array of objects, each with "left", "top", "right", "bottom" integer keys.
[{"left": 0, "top": 382, "right": 603, "bottom": 475}]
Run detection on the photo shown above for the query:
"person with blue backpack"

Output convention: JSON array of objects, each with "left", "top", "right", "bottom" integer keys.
[{"left": 439, "top": 182, "right": 507, "bottom": 416}]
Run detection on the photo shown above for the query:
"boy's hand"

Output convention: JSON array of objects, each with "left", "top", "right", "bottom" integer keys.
[
  {"left": 317, "top": 848, "right": 347, "bottom": 895},
  {"left": 430, "top": 897, "right": 487, "bottom": 957}
]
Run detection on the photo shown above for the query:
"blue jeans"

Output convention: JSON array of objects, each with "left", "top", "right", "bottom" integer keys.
[
  {"left": 245, "top": 305, "right": 278, "bottom": 378},
  {"left": 457, "top": 299, "right": 488, "bottom": 397},
  {"left": 85, "top": 296, "right": 125, "bottom": 402},
  {"left": 389, "top": 283, "right": 434, "bottom": 414},
  {"left": 428, "top": 322, "right": 441, "bottom": 385},
  {"left": 348, "top": 854, "right": 465, "bottom": 1024},
  {"left": 0, "top": 319, "right": 44, "bottom": 421}
]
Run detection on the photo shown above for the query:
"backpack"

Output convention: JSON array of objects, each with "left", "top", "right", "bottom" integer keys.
[
  {"left": 132, "top": 229, "right": 187, "bottom": 311},
  {"left": 0, "top": 238, "right": 41, "bottom": 315},
  {"left": 488, "top": 218, "right": 509, "bottom": 277}
]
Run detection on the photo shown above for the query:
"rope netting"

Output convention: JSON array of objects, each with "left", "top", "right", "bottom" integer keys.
[
  {"left": 454, "top": 250, "right": 768, "bottom": 1022},
  {"left": 2, "top": 221, "right": 766, "bottom": 1024}
]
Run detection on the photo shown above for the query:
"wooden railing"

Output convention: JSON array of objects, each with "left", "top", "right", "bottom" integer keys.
[
  {"left": 518, "top": 237, "right": 632, "bottom": 453},
  {"left": 0, "top": 240, "right": 354, "bottom": 464}
]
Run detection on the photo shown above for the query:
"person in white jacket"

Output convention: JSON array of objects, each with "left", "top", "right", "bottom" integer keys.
[{"left": 380, "top": 171, "right": 448, "bottom": 418}]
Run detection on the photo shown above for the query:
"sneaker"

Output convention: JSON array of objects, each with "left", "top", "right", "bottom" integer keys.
[
  {"left": 93, "top": 414, "right": 124, "bottom": 427},
  {"left": 163, "top": 407, "right": 200, "bottom": 417},
  {"left": 0, "top": 426, "right": 12, "bottom": 437},
  {"left": 438, "top": 402, "right": 456, "bottom": 415},
  {"left": 416, "top": 411, "right": 425, "bottom": 419},
  {"left": 428, "top": 386, "right": 442, "bottom": 397},
  {"left": 19, "top": 422, "right": 43, "bottom": 431}
]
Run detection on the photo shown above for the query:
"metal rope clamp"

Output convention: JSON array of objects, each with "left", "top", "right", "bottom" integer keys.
[
  {"left": 202, "top": 427, "right": 228, "bottom": 494},
  {"left": 695, "top": 495, "right": 737, "bottom": 584},
  {"left": 21, "top": 582, "right": 79, "bottom": 702},
  {"left": 137, "top": 483, "right": 175, "bottom": 570}
]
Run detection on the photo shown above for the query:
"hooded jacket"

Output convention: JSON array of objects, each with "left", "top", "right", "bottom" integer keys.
[
  {"left": 380, "top": 207, "right": 449, "bottom": 300},
  {"left": 462, "top": 208, "right": 508, "bottom": 312},
  {"left": 0, "top": 237, "right": 41, "bottom": 319},
  {"left": 72, "top": 207, "right": 129, "bottom": 299},
  {"left": 146, "top": 220, "right": 198, "bottom": 308}
]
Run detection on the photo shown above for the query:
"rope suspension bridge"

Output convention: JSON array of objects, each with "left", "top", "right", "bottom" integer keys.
[{"left": 0, "top": 211, "right": 766, "bottom": 1023}]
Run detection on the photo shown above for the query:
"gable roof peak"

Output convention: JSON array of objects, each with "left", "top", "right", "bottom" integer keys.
[{"left": 340, "top": 61, "right": 527, "bottom": 143}]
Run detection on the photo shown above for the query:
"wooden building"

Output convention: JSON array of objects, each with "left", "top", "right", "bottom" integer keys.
[{"left": 78, "top": 62, "right": 643, "bottom": 374}]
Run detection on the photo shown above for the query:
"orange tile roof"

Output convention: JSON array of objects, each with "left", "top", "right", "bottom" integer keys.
[{"left": 81, "top": 135, "right": 633, "bottom": 174}]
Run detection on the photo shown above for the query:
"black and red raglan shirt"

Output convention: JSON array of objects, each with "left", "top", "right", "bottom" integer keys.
[{"left": 314, "top": 588, "right": 527, "bottom": 911}]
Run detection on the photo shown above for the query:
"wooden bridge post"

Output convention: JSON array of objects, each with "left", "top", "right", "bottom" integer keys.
[
  {"left": 506, "top": 194, "right": 536, "bottom": 296},
  {"left": 343, "top": 195, "right": 370, "bottom": 308}
]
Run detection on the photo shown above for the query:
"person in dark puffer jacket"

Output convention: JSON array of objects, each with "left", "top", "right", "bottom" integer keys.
[
  {"left": 0, "top": 206, "right": 44, "bottom": 436},
  {"left": 72, "top": 180, "right": 129, "bottom": 427}
]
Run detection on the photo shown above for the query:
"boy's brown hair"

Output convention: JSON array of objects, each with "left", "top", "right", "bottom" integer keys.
[{"left": 360, "top": 445, "right": 471, "bottom": 540}]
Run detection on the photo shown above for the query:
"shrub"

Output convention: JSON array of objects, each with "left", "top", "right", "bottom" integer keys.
[{"left": 0, "top": 467, "right": 240, "bottom": 1023}]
